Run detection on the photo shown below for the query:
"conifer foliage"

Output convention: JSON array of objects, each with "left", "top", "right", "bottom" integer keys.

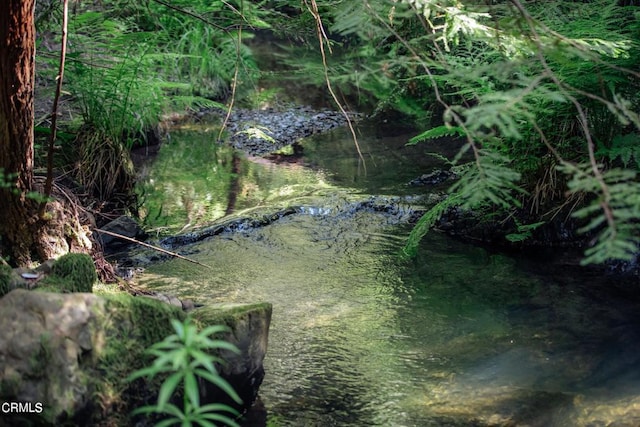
[{"left": 303, "top": 0, "right": 640, "bottom": 264}]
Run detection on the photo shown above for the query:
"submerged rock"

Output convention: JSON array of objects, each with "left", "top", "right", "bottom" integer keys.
[{"left": 409, "top": 169, "right": 458, "bottom": 186}]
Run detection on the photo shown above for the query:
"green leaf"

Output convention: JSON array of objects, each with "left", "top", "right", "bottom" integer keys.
[
  {"left": 158, "top": 372, "right": 183, "bottom": 410},
  {"left": 190, "top": 349, "right": 219, "bottom": 373},
  {"left": 196, "top": 403, "right": 239, "bottom": 416},
  {"left": 199, "top": 325, "right": 230, "bottom": 337},
  {"left": 407, "top": 126, "right": 466, "bottom": 145},
  {"left": 195, "top": 369, "right": 242, "bottom": 404},
  {"left": 155, "top": 417, "right": 182, "bottom": 427},
  {"left": 184, "top": 371, "right": 200, "bottom": 409},
  {"left": 171, "top": 318, "right": 185, "bottom": 338},
  {"left": 126, "top": 366, "right": 159, "bottom": 382},
  {"left": 198, "top": 413, "right": 240, "bottom": 427},
  {"left": 131, "top": 405, "right": 159, "bottom": 416}
]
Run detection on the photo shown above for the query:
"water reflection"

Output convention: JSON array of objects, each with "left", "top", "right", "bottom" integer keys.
[
  {"left": 138, "top": 206, "right": 640, "bottom": 426},
  {"left": 137, "top": 123, "right": 640, "bottom": 426},
  {"left": 138, "top": 129, "right": 334, "bottom": 234}
]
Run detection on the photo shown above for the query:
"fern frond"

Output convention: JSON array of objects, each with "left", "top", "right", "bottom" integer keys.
[
  {"left": 560, "top": 163, "right": 640, "bottom": 264},
  {"left": 451, "top": 148, "right": 525, "bottom": 210},
  {"left": 598, "top": 133, "right": 640, "bottom": 170},
  {"left": 402, "top": 193, "right": 463, "bottom": 257},
  {"left": 407, "top": 126, "right": 466, "bottom": 145}
]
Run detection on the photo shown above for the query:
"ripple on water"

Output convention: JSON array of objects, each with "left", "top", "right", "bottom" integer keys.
[{"left": 139, "top": 197, "right": 640, "bottom": 427}]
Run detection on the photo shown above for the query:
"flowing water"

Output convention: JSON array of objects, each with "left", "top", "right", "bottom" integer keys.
[{"left": 136, "top": 121, "right": 640, "bottom": 426}]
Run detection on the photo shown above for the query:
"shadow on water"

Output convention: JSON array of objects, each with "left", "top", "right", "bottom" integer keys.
[{"left": 136, "top": 121, "right": 640, "bottom": 426}]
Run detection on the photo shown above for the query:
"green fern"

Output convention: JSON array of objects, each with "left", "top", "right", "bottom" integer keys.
[
  {"left": 407, "top": 126, "right": 466, "bottom": 145},
  {"left": 598, "top": 133, "right": 640, "bottom": 170},
  {"left": 451, "top": 148, "right": 525, "bottom": 210},
  {"left": 505, "top": 220, "right": 546, "bottom": 243},
  {"left": 403, "top": 193, "right": 463, "bottom": 257},
  {"left": 560, "top": 163, "right": 640, "bottom": 264}
]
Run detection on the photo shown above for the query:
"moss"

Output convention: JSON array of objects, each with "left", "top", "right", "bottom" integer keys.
[
  {"left": 88, "top": 293, "right": 186, "bottom": 425},
  {"left": 28, "top": 333, "right": 54, "bottom": 378},
  {"left": 191, "top": 302, "right": 272, "bottom": 330},
  {"left": 0, "top": 264, "right": 13, "bottom": 297},
  {"left": 40, "top": 253, "right": 97, "bottom": 293},
  {"left": 0, "top": 371, "right": 20, "bottom": 397}
]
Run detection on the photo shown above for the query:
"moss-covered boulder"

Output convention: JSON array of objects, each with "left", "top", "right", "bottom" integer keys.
[
  {"left": 0, "top": 288, "right": 184, "bottom": 425},
  {"left": 0, "top": 289, "right": 272, "bottom": 425}
]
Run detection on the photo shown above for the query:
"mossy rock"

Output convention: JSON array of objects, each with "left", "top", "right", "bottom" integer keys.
[
  {"left": 0, "top": 289, "right": 186, "bottom": 426},
  {"left": 41, "top": 253, "right": 97, "bottom": 293}
]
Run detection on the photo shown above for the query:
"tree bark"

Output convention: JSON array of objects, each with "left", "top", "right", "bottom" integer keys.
[{"left": 0, "top": 0, "right": 39, "bottom": 266}]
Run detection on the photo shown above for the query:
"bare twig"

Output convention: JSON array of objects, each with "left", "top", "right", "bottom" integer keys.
[
  {"left": 218, "top": 23, "right": 243, "bottom": 141},
  {"left": 95, "top": 228, "right": 213, "bottom": 270},
  {"left": 305, "top": 0, "right": 366, "bottom": 172},
  {"left": 40, "top": 0, "right": 69, "bottom": 215}
]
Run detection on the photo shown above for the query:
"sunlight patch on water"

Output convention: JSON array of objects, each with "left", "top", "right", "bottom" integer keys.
[{"left": 135, "top": 124, "right": 640, "bottom": 426}]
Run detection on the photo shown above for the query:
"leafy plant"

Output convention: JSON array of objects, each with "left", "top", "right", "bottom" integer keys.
[
  {"left": 559, "top": 162, "right": 640, "bottom": 265},
  {"left": 128, "top": 318, "right": 242, "bottom": 427},
  {"left": 598, "top": 133, "right": 640, "bottom": 170},
  {"left": 505, "top": 220, "right": 546, "bottom": 243},
  {"left": 315, "top": 0, "right": 640, "bottom": 263},
  {"left": 35, "top": 1, "right": 263, "bottom": 201}
]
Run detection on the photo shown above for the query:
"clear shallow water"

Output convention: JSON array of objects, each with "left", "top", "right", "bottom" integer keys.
[{"left": 137, "top": 122, "right": 640, "bottom": 426}]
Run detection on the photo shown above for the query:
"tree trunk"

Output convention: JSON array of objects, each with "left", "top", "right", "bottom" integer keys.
[{"left": 0, "top": 0, "right": 39, "bottom": 266}]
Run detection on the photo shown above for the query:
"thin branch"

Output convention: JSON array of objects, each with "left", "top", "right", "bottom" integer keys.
[
  {"left": 305, "top": 0, "right": 366, "bottom": 172},
  {"left": 40, "top": 0, "right": 69, "bottom": 215},
  {"left": 95, "top": 228, "right": 213, "bottom": 270},
  {"left": 218, "top": 24, "right": 243, "bottom": 141}
]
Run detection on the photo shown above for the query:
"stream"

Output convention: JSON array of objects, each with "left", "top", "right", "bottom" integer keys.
[{"left": 134, "top": 120, "right": 640, "bottom": 426}]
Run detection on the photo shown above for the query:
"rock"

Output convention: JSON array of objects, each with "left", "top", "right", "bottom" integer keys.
[
  {"left": 35, "top": 259, "right": 56, "bottom": 275},
  {"left": 199, "top": 106, "right": 353, "bottom": 156},
  {"left": 0, "top": 289, "right": 107, "bottom": 425},
  {"left": 0, "top": 289, "right": 272, "bottom": 425},
  {"left": 409, "top": 169, "right": 457, "bottom": 186},
  {"left": 191, "top": 302, "right": 272, "bottom": 411},
  {"left": 140, "top": 291, "right": 184, "bottom": 309}
]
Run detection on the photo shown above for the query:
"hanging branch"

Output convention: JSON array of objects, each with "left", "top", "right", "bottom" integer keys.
[
  {"left": 40, "top": 0, "right": 69, "bottom": 214},
  {"left": 305, "top": 0, "right": 367, "bottom": 172}
]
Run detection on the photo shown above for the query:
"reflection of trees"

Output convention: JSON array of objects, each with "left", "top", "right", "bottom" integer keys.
[{"left": 225, "top": 151, "right": 242, "bottom": 215}]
